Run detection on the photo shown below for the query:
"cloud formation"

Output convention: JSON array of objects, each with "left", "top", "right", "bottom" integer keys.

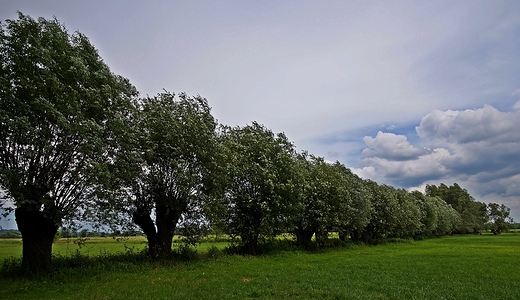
[
  {"left": 354, "top": 103, "right": 520, "bottom": 220},
  {"left": 362, "top": 132, "right": 429, "bottom": 161},
  {"left": 417, "top": 105, "right": 520, "bottom": 144},
  {"left": 1, "top": 1, "right": 520, "bottom": 224}
]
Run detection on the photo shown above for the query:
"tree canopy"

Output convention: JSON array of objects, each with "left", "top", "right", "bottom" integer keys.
[
  {"left": 293, "top": 154, "right": 371, "bottom": 248},
  {"left": 486, "top": 202, "right": 513, "bottom": 235},
  {"left": 1, "top": 12, "right": 513, "bottom": 273},
  {"left": 123, "top": 92, "right": 217, "bottom": 258},
  {"left": 0, "top": 13, "right": 137, "bottom": 272},
  {"left": 216, "top": 122, "right": 300, "bottom": 254},
  {"left": 425, "top": 183, "right": 488, "bottom": 234}
]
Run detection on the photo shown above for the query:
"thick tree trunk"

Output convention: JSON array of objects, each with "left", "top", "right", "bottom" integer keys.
[
  {"left": 15, "top": 208, "right": 59, "bottom": 273},
  {"left": 338, "top": 230, "right": 350, "bottom": 243},
  {"left": 350, "top": 229, "right": 363, "bottom": 243},
  {"left": 157, "top": 229, "right": 174, "bottom": 257},
  {"left": 156, "top": 203, "right": 184, "bottom": 258},
  {"left": 155, "top": 214, "right": 175, "bottom": 258},
  {"left": 240, "top": 212, "right": 262, "bottom": 255},
  {"left": 315, "top": 231, "right": 328, "bottom": 248},
  {"left": 133, "top": 203, "right": 184, "bottom": 259},
  {"left": 242, "top": 234, "right": 259, "bottom": 255},
  {"left": 132, "top": 210, "right": 160, "bottom": 257},
  {"left": 295, "top": 227, "right": 314, "bottom": 249}
]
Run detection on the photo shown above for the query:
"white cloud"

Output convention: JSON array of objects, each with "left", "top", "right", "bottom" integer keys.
[
  {"left": 356, "top": 104, "right": 520, "bottom": 220},
  {"left": 355, "top": 148, "right": 451, "bottom": 186},
  {"left": 417, "top": 105, "right": 520, "bottom": 144},
  {"left": 2, "top": 1, "right": 520, "bottom": 222},
  {"left": 351, "top": 166, "right": 377, "bottom": 181},
  {"left": 362, "top": 131, "right": 428, "bottom": 161}
]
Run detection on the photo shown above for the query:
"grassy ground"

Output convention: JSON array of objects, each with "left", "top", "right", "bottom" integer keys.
[
  {"left": 1, "top": 233, "right": 519, "bottom": 299},
  {"left": 0, "top": 236, "right": 230, "bottom": 261}
]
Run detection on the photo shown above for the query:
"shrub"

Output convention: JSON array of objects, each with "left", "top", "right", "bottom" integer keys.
[
  {"left": 173, "top": 244, "right": 199, "bottom": 261},
  {"left": 206, "top": 245, "right": 225, "bottom": 259}
]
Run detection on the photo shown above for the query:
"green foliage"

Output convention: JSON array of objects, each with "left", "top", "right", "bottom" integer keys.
[
  {"left": 413, "top": 193, "right": 460, "bottom": 237},
  {"left": 486, "top": 202, "right": 513, "bottom": 235},
  {"left": 426, "top": 183, "right": 488, "bottom": 233},
  {"left": 356, "top": 183, "right": 400, "bottom": 243},
  {"left": 392, "top": 188, "right": 421, "bottom": 238},
  {"left": 216, "top": 122, "right": 300, "bottom": 254},
  {"left": 0, "top": 229, "right": 21, "bottom": 238},
  {"left": 0, "top": 13, "right": 137, "bottom": 272},
  {"left": 412, "top": 191, "right": 439, "bottom": 236},
  {"left": 172, "top": 244, "right": 199, "bottom": 261},
  {"left": 293, "top": 154, "right": 371, "bottom": 248},
  {"left": 1, "top": 256, "right": 22, "bottom": 275},
  {"left": 0, "top": 12, "right": 136, "bottom": 218},
  {"left": 206, "top": 245, "right": 225, "bottom": 259},
  {"left": 334, "top": 164, "right": 372, "bottom": 242},
  {"left": 114, "top": 91, "right": 218, "bottom": 258},
  {"left": 293, "top": 154, "right": 343, "bottom": 247}
]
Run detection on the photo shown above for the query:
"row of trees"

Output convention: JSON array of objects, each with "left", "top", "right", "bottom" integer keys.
[
  {"left": 0, "top": 14, "right": 514, "bottom": 272},
  {"left": 425, "top": 183, "right": 513, "bottom": 235}
]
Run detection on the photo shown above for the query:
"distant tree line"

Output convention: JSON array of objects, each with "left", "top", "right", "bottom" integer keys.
[
  {"left": 0, "top": 14, "right": 514, "bottom": 272},
  {"left": 0, "top": 229, "right": 21, "bottom": 238}
]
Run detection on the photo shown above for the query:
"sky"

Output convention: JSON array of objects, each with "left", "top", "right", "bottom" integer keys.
[{"left": 1, "top": 0, "right": 520, "bottom": 228}]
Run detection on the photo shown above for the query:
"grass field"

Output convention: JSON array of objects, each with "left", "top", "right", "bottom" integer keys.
[
  {"left": 0, "top": 236, "right": 148, "bottom": 260},
  {"left": 0, "top": 236, "right": 231, "bottom": 261},
  {"left": 1, "top": 233, "right": 519, "bottom": 299}
]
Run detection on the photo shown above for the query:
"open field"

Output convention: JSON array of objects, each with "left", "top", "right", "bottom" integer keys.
[
  {"left": 0, "top": 236, "right": 148, "bottom": 261},
  {"left": 1, "top": 233, "right": 519, "bottom": 299},
  {"left": 0, "top": 236, "right": 231, "bottom": 262}
]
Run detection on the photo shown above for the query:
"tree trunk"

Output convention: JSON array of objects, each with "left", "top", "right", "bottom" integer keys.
[
  {"left": 155, "top": 203, "right": 184, "bottom": 258},
  {"left": 242, "top": 234, "right": 258, "bottom": 255},
  {"left": 15, "top": 208, "right": 59, "bottom": 273},
  {"left": 133, "top": 203, "right": 184, "bottom": 259},
  {"left": 338, "top": 230, "right": 349, "bottom": 243},
  {"left": 132, "top": 210, "right": 160, "bottom": 257},
  {"left": 295, "top": 227, "right": 314, "bottom": 249},
  {"left": 315, "top": 231, "right": 328, "bottom": 248},
  {"left": 155, "top": 213, "right": 175, "bottom": 258}
]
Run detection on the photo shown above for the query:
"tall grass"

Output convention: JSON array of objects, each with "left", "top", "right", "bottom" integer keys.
[{"left": 1, "top": 233, "right": 519, "bottom": 299}]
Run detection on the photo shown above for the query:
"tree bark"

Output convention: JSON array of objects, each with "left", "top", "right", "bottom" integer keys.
[
  {"left": 133, "top": 203, "right": 184, "bottom": 259},
  {"left": 295, "top": 227, "right": 314, "bottom": 249},
  {"left": 315, "top": 231, "right": 328, "bottom": 248},
  {"left": 132, "top": 210, "right": 160, "bottom": 257},
  {"left": 338, "top": 230, "right": 349, "bottom": 243},
  {"left": 155, "top": 210, "right": 176, "bottom": 258},
  {"left": 242, "top": 234, "right": 258, "bottom": 255},
  {"left": 156, "top": 202, "right": 185, "bottom": 258},
  {"left": 15, "top": 208, "right": 59, "bottom": 273}
]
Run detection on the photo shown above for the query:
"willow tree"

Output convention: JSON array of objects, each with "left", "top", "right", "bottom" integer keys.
[
  {"left": 0, "top": 13, "right": 137, "bottom": 272},
  {"left": 486, "top": 202, "right": 513, "bottom": 235},
  {"left": 125, "top": 92, "right": 217, "bottom": 258},
  {"left": 218, "top": 122, "right": 299, "bottom": 254},
  {"left": 426, "top": 183, "right": 488, "bottom": 233},
  {"left": 293, "top": 154, "right": 352, "bottom": 248}
]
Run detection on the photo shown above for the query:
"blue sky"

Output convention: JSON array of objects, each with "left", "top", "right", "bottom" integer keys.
[{"left": 1, "top": 0, "right": 520, "bottom": 227}]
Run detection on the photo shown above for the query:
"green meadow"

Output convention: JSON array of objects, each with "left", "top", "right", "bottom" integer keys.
[{"left": 1, "top": 233, "right": 519, "bottom": 299}]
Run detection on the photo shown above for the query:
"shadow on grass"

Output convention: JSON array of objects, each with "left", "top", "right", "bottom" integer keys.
[
  {"left": 0, "top": 244, "right": 208, "bottom": 280},
  {"left": 0, "top": 235, "right": 423, "bottom": 280}
]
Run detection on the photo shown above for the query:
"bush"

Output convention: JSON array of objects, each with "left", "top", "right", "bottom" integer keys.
[
  {"left": 0, "top": 230, "right": 21, "bottom": 238},
  {"left": 1, "top": 256, "right": 23, "bottom": 275},
  {"left": 173, "top": 244, "right": 199, "bottom": 261},
  {"left": 206, "top": 245, "right": 225, "bottom": 259}
]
